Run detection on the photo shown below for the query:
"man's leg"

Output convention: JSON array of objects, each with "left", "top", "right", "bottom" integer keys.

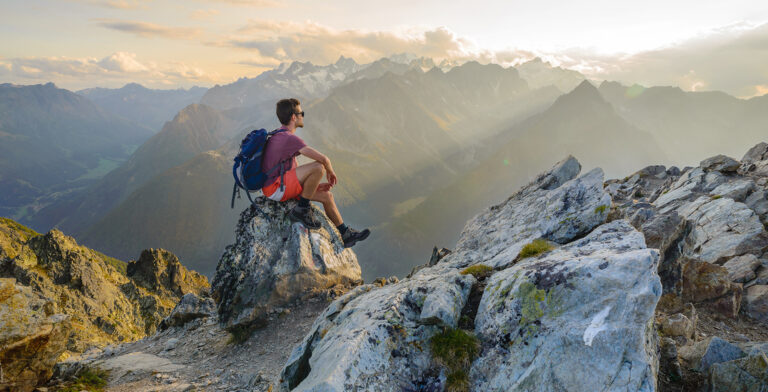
[{"left": 295, "top": 162, "right": 342, "bottom": 226}]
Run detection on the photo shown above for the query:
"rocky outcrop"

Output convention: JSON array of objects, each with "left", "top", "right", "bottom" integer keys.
[
  {"left": 279, "top": 157, "right": 661, "bottom": 391},
  {"left": 212, "top": 200, "right": 362, "bottom": 331},
  {"left": 0, "top": 278, "right": 70, "bottom": 392},
  {"left": 127, "top": 248, "right": 209, "bottom": 298},
  {"left": 0, "top": 218, "right": 209, "bottom": 375}
]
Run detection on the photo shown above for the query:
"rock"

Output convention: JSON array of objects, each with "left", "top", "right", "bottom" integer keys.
[
  {"left": 212, "top": 200, "right": 362, "bottom": 331},
  {"left": 678, "top": 196, "right": 766, "bottom": 265},
  {"left": 741, "top": 142, "right": 768, "bottom": 166},
  {"left": 640, "top": 212, "right": 687, "bottom": 293},
  {"left": 682, "top": 261, "right": 742, "bottom": 317},
  {"left": 160, "top": 293, "right": 217, "bottom": 329},
  {"left": 709, "top": 353, "right": 768, "bottom": 392},
  {"left": 660, "top": 313, "right": 694, "bottom": 339},
  {"left": 679, "top": 336, "right": 745, "bottom": 371},
  {"left": 0, "top": 219, "right": 209, "bottom": 354},
  {"left": 94, "top": 351, "right": 185, "bottom": 382},
  {"left": 279, "top": 157, "right": 634, "bottom": 392},
  {"left": 127, "top": 248, "right": 209, "bottom": 298},
  {"left": 701, "top": 154, "right": 741, "bottom": 173},
  {"left": 723, "top": 254, "right": 761, "bottom": 283},
  {"left": 0, "top": 278, "right": 70, "bottom": 392},
  {"left": 450, "top": 157, "right": 611, "bottom": 269},
  {"left": 743, "top": 285, "right": 768, "bottom": 321},
  {"left": 709, "top": 179, "right": 756, "bottom": 202},
  {"left": 745, "top": 190, "right": 768, "bottom": 221},
  {"left": 471, "top": 221, "right": 661, "bottom": 391},
  {"left": 659, "top": 338, "right": 683, "bottom": 382},
  {"left": 164, "top": 337, "right": 179, "bottom": 351}
]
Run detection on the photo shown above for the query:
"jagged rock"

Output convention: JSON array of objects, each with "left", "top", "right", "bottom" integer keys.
[
  {"left": 709, "top": 353, "right": 768, "bottom": 392},
  {"left": 682, "top": 261, "right": 742, "bottom": 317},
  {"left": 640, "top": 212, "right": 687, "bottom": 293},
  {"left": 701, "top": 154, "right": 741, "bottom": 173},
  {"left": 280, "top": 158, "right": 658, "bottom": 392},
  {"left": 659, "top": 338, "right": 683, "bottom": 382},
  {"left": 212, "top": 200, "right": 362, "bottom": 331},
  {"left": 710, "top": 179, "right": 756, "bottom": 202},
  {"left": 448, "top": 156, "right": 611, "bottom": 269},
  {"left": 159, "top": 293, "right": 216, "bottom": 329},
  {"left": 660, "top": 313, "right": 694, "bottom": 340},
  {"left": 743, "top": 285, "right": 768, "bottom": 321},
  {"left": 127, "top": 248, "right": 209, "bottom": 298},
  {"left": 741, "top": 142, "right": 768, "bottom": 167},
  {"left": 723, "top": 254, "right": 761, "bottom": 283},
  {"left": 472, "top": 221, "right": 660, "bottom": 391},
  {"left": 679, "top": 336, "right": 745, "bottom": 371},
  {"left": 0, "top": 278, "right": 70, "bottom": 392},
  {"left": 0, "top": 219, "right": 209, "bottom": 356},
  {"left": 678, "top": 196, "right": 766, "bottom": 265}
]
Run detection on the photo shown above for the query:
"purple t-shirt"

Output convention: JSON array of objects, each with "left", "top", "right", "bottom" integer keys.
[{"left": 262, "top": 129, "right": 307, "bottom": 184}]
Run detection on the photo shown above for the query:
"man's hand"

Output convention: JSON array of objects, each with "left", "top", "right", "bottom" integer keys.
[
  {"left": 317, "top": 183, "right": 333, "bottom": 192},
  {"left": 327, "top": 169, "right": 337, "bottom": 186}
]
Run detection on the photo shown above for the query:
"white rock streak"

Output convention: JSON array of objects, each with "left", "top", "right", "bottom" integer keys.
[{"left": 583, "top": 306, "right": 612, "bottom": 346}]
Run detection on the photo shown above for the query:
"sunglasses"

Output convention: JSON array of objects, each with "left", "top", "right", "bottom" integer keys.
[{"left": 295, "top": 111, "right": 305, "bottom": 117}]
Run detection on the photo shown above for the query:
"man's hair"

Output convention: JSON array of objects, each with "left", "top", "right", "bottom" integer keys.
[{"left": 276, "top": 98, "right": 301, "bottom": 125}]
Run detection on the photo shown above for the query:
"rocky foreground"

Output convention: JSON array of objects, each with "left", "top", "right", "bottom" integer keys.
[{"left": 6, "top": 142, "right": 768, "bottom": 392}]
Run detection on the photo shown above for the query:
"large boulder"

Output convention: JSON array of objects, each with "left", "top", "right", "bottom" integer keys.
[
  {"left": 212, "top": 200, "right": 362, "bottom": 331},
  {"left": 709, "top": 353, "right": 768, "bottom": 392},
  {"left": 279, "top": 158, "right": 661, "bottom": 392},
  {"left": 471, "top": 221, "right": 661, "bottom": 391},
  {"left": 0, "top": 278, "right": 70, "bottom": 392}
]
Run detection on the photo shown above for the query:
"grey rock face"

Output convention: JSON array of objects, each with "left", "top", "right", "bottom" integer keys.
[
  {"left": 723, "top": 254, "right": 761, "bottom": 283},
  {"left": 279, "top": 157, "right": 660, "bottom": 392},
  {"left": 471, "top": 221, "right": 661, "bottom": 391},
  {"left": 709, "top": 353, "right": 768, "bottom": 392},
  {"left": 743, "top": 285, "right": 768, "bottom": 321},
  {"left": 679, "top": 337, "right": 745, "bottom": 371},
  {"left": 212, "top": 200, "right": 362, "bottom": 330},
  {"left": 701, "top": 154, "right": 741, "bottom": 173}
]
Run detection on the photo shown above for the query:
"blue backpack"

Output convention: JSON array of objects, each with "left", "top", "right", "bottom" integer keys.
[{"left": 230, "top": 128, "right": 287, "bottom": 209}]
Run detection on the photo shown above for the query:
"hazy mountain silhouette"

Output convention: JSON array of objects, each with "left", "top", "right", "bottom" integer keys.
[
  {"left": 356, "top": 80, "right": 667, "bottom": 279},
  {"left": 598, "top": 81, "right": 768, "bottom": 166},
  {"left": 0, "top": 83, "right": 153, "bottom": 223},
  {"left": 515, "top": 57, "right": 585, "bottom": 92},
  {"left": 78, "top": 83, "right": 207, "bottom": 131}
]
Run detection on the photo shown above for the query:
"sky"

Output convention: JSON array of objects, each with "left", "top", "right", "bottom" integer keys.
[{"left": 1, "top": 0, "right": 767, "bottom": 97}]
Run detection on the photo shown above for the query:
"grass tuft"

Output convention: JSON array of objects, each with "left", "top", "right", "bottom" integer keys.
[
  {"left": 59, "top": 367, "right": 110, "bottom": 392},
  {"left": 460, "top": 264, "right": 493, "bottom": 279},
  {"left": 518, "top": 239, "right": 554, "bottom": 259},
  {"left": 710, "top": 194, "right": 722, "bottom": 200},
  {"left": 430, "top": 328, "right": 480, "bottom": 392},
  {"left": 594, "top": 205, "right": 608, "bottom": 215}
]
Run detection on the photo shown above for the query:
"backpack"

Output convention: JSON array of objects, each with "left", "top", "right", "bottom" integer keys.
[{"left": 230, "top": 128, "right": 287, "bottom": 209}]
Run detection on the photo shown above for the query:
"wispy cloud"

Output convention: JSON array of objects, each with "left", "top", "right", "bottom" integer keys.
[
  {"left": 71, "top": 0, "right": 153, "bottom": 10},
  {"left": 189, "top": 9, "right": 220, "bottom": 20},
  {"left": 202, "top": 0, "right": 282, "bottom": 7},
  {"left": 0, "top": 52, "right": 217, "bottom": 89},
  {"left": 96, "top": 19, "right": 202, "bottom": 39}
]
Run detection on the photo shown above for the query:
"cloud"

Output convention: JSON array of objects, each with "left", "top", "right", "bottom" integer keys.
[
  {"left": 189, "top": 9, "right": 220, "bottom": 20},
  {"left": 0, "top": 53, "right": 217, "bottom": 89},
  {"left": 224, "top": 20, "right": 487, "bottom": 66},
  {"left": 71, "top": 0, "right": 152, "bottom": 10},
  {"left": 554, "top": 22, "right": 768, "bottom": 98},
  {"left": 96, "top": 19, "right": 202, "bottom": 39},
  {"left": 202, "top": 0, "right": 282, "bottom": 7}
]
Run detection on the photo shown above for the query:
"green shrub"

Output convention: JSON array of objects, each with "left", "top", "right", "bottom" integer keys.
[
  {"left": 59, "top": 367, "right": 109, "bottom": 392},
  {"left": 518, "top": 239, "right": 554, "bottom": 259},
  {"left": 460, "top": 264, "right": 493, "bottom": 279},
  {"left": 430, "top": 328, "right": 480, "bottom": 392}
]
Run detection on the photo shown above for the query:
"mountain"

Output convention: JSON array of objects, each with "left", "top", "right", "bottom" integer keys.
[
  {"left": 78, "top": 83, "right": 208, "bottom": 131},
  {"left": 27, "top": 104, "right": 242, "bottom": 235},
  {"left": 199, "top": 56, "right": 364, "bottom": 111},
  {"left": 598, "top": 81, "right": 768, "bottom": 166},
  {"left": 356, "top": 80, "right": 667, "bottom": 279},
  {"left": 0, "top": 83, "right": 153, "bottom": 223},
  {"left": 64, "top": 61, "right": 560, "bottom": 277},
  {"left": 515, "top": 57, "right": 585, "bottom": 92}
]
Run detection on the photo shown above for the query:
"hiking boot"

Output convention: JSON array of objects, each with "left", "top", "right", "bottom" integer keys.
[
  {"left": 341, "top": 227, "right": 370, "bottom": 248},
  {"left": 288, "top": 205, "right": 321, "bottom": 229}
]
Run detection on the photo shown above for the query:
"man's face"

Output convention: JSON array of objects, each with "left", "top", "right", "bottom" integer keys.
[{"left": 294, "top": 105, "right": 304, "bottom": 128}]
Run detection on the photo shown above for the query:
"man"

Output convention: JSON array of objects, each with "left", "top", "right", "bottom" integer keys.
[{"left": 261, "top": 98, "right": 370, "bottom": 248}]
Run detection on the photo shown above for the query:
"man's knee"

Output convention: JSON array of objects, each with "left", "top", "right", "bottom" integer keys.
[{"left": 312, "top": 162, "right": 325, "bottom": 175}]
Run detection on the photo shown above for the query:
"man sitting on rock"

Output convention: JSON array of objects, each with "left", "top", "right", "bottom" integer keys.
[{"left": 261, "top": 98, "right": 370, "bottom": 248}]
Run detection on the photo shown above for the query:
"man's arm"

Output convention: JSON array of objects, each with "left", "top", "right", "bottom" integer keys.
[{"left": 299, "top": 146, "right": 337, "bottom": 185}]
